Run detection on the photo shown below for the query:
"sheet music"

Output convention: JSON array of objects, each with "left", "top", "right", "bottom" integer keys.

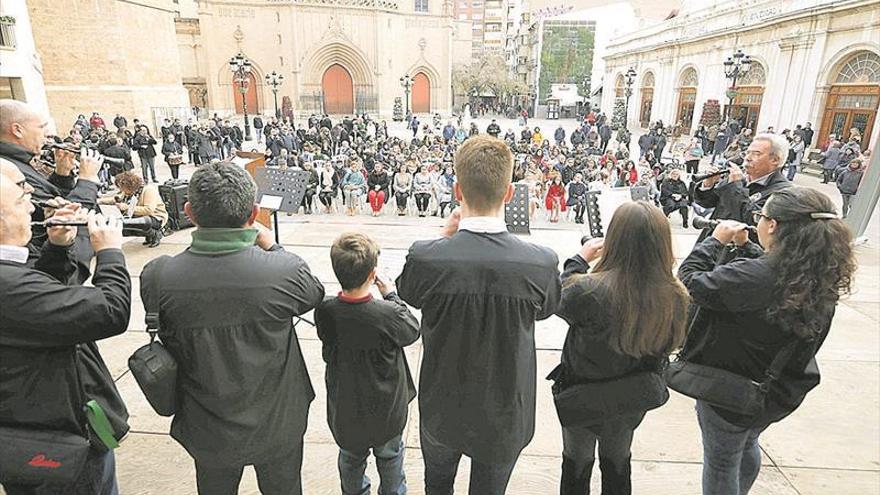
[{"left": 99, "top": 204, "right": 123, "bottom": 218}]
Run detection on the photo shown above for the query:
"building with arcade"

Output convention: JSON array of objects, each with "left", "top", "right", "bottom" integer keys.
[{"left": 602, "top": 0, "right": 880, "bottom": 150}]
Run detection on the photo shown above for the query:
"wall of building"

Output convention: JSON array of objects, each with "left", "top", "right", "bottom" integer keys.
[
  {"left": 192, "top": 0, "right": 453, "bottom": 118},
  {"left": 0, "top": 0, "right": 51, "bottom": 130},
  {"left": 27, "top": 0, "right": 189, "bottom": 133},
  {"left": 603, "top": 0, "right": 880, "bottom": 150}
]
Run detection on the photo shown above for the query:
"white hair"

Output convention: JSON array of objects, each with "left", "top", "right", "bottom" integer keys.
[{"left": 752, "top": 132, "right": 790, "bottom": 165}]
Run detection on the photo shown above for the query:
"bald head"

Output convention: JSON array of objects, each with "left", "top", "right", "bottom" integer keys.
[{"left": 0, "top": 99, "right": 47, "bottom": 154}]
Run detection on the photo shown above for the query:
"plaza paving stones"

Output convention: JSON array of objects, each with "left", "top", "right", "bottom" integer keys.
[{"left": 12, "top": 153, "right": 874, "bottom": 494}]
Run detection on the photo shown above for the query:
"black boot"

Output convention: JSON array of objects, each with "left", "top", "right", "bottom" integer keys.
[
  {"left": 142, "top": 230, "right": 153, "bottom": 246},
  {"left": 560, "top": 455, "right": 593, "bottom": 495},
  {"left": 148, "top": 228, "right": 163, "bottom": 248},
  {"left": 599, "top": 456, "right": 632, "bottom": 495}
]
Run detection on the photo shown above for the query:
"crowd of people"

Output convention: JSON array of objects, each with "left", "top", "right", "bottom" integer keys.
[{"left": 0, "top": 96, "right": 861, "bottom": 495}]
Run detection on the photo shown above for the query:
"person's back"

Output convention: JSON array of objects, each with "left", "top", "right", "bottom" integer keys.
[
  {"left": 397, "top": 135, "right": 560, "bottom": 493},
  {"left": 141, "top": 162, "right": 324, "bottom": 494},
  {"left": 316, "top": 233, "right": 419, "bottom": 494}
]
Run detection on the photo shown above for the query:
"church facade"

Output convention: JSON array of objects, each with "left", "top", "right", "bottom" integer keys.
[
  {"left": 602, "top": 0, "right": 880, "bottom": 150},
  {"left": 177, "top": 0, "right": 455, "bottom": 120}
]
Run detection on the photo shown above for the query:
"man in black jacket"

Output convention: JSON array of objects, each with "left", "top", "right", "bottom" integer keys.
[
  {"left": 0, "top": 99, "right": 104, "bottom": 280},
  {"left": 132, "top": 127, "right": 158, "bottom": 183},
  {"left": 694, "top": 132, "right": 790, "bottom": 240},
  {"left": 0, "top": 161, "right": 131, "bottom": 495},
  {"left": 397, "top": 135, "right": 561, "bottom": 494},
  {"left": 141, "top": 162, "right": 325, "bottom": 495}
]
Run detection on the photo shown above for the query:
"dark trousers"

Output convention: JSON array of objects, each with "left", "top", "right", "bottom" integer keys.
[
  {"left": 140, "top": 155, "right": 157, "bottom": 183},
  {"left": 319, "top": 191, "right": 335, "bottom": 208},
  {"left": 194, "top": 441, "right": 304, "bottom": 495},
  {"left": 168, "top": 164, "right": 180, "bottom": 179},
  {"left": 421, "top": 430, "right": 517, "bottom": 495},
  {"left": 560, "top": 413, "right": 644, "bottom": 495},
  {"left": 663, "top": 203, "right": 689, "bottom": 227},
  {"left": 415, "top": 193, "right": 431, "bottom": 213},
  {"left": 3, "top": 448, "right": 118, "bottom": 495},
  {"left": 822, "top": 169, "right": 834, "bottom": 183},
  {"left": 685, "top": 160, "right": 700, "bottom": 175}
]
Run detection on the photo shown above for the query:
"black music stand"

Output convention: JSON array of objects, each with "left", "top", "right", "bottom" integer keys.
[
  {"left": 505, "top": 183, "right": 530, "bottom": 234},
  {"left": 254, "top": 168, "right": 310, "bottom": 244},
  {"left": 584, "top": 186, "right": 652, "bottom": 237}
]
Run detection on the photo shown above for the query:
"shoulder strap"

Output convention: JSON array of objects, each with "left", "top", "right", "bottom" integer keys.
[
  {"left": 762, "top": 336, "right": 805, "bottom": 388},
  {"left": 144, "top": 256, "right": 170, "bottom": 341}
]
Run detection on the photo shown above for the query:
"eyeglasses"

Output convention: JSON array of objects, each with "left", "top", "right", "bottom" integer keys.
[
  {"left": 15, "top": 179, "right": 33, "bottom": 199},
  {"left": 752, "top": 211, "right": 771, "bottom": 224}
]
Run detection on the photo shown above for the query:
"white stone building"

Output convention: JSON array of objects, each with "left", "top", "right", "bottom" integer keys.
[
  {"left": 602, "top": 0, "right": 880, "bottom": 150},
  {"left": 0, "top": 1, "right": 51, "bottom": 130}
]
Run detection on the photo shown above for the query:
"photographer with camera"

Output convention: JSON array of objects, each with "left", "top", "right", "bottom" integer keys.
[
  {"left": 692, "top": 133, "right": 790, "bottom": 239},
  {"left": 674, "top": 186, "right": 855, "bottom": 494},
  {"left": 0, "top": 159, "right": 131, "bottom": 495}
]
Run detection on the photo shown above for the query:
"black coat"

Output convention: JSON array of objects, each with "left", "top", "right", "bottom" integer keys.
[
  {"left": 133, "top": 133, "right": 158, "bottom": 159},
  {"left": 315, "top": 292, "right": 419, "bottom": 451},
  {"left": 660, "top": 179, "right": 689, "bottom": 208},
  {"left": 678, "top": 238, "right": 829, "bottom": 427},
  {"left": 0, "top": 141, "right": 98, "bottom": 282},
  {"left": 104, "top": 145, "right": 134, "bottom": 176},
  {"left": 0, "top": 245, "right": 131, "bottom": 447},
  {"left": 397, "top": 230, "right": 561, "bottom": 463},
  {"left": 141, "top": 241, "right": 324, "bottom": 465},
  {"left": 693, "top": 168, "right": 790, "bottom": 239}
]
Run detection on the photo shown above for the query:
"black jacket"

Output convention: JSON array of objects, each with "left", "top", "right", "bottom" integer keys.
[
  {"left": 397, "top": 230, "right": 561, "bottom": 463},
  {"left": 678, "top": 238, "right": 828, "bottom": 427},
  {"left": 161, "top": 141, "right": 183, "bottom": 159},
  {"left": 368, "top": 170, "right": 390, "bottom": 194},
  {"left": 660, "top": 179, "right": 689, "bottom": 208},
  {"left": 315, "top": 292, "right": 420, "bottom": 451},
  {"left": 133, "top": 133, "right": 158, "bottom": 159},
  {"left": 141, "top": 238, "right": 324, "bottom": 465},
  {"left": 104, "top": 144, "right": 134, "bottom": 176},
  {"left": 693, "top": 168, "right": 790, "bottom": 239},
  {"left": 0, "top": 141, "right": 98, "bottom": 281},
  {"left": 0, "top": 244, "right": 131, "bottom": 447}
]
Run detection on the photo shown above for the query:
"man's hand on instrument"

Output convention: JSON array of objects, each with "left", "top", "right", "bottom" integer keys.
[
  {"left": 88, "top": 211, "right": 123, "bottom": 252},
  {"left": 78, "top": 148, "right": 104, "bottom": 183},
  {"left": 712, "top": 220, "right": 750, "bottom": 245},
  {"left": 253, "top": 222, "right": 276, "bottom": 251},
  {"left": 46, "top": 203, "right": 82, "bottom": 247},
  {"left": 53, "top": 149, "right": 77, "bottom": 176},
  {"left": 727, "top": 164, "right": 744, "bottom": 183},
  {"left": 440, "top": 208, "right": 461, "bottom": 238}
]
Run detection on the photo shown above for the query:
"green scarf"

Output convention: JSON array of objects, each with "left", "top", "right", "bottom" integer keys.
[{"left": 189, "top": 228, "right": 258, "bottom": 255}]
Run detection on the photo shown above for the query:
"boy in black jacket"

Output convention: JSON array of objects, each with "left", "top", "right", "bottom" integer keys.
[{"left": 316, "top": 232, "right": 420, "bottom": 494}]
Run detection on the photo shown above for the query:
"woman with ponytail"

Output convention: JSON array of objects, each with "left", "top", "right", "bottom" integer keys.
[{"left": 677, "top": 185, "right": 856, "bottom": 494}]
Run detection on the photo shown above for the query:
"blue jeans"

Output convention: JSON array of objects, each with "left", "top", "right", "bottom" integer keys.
[
  {"left": 785, "top": 163, "right": 798, "bottom": 181},
  {"left": 338, "top": 435, "right": 407, "bottom": 495},
  {"left": 420, "top": 429, "right": 517, "bottom": 495},
  {"left": 696, "top": 401, "right": 767, "bottom": 495},
  {"left": 3, "top": 448, "right": 118, "bottom": 495}
]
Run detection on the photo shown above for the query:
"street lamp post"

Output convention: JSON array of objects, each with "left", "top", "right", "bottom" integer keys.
[
  {"left": 723, "top": 49, "right": 752, "bottom": 123},
  {"left": 265, "top": 71, "right": 285, "bottom": 119},
  {"left": 624, "top": 67, "right": 636, "bottom": 130},
  {"left": 229, "top": 52, "right": 253, "bottom": 141},
  {"left": 400, "top": 75, "right": 413, "bottom": 116}
]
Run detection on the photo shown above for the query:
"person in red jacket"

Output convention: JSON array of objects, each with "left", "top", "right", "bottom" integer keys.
[
  {"left": 89, "top": 112, "right": 106, "bottom": 130},
  {"left": 545, "top": 174, "right": 567, "bottom": 223}
]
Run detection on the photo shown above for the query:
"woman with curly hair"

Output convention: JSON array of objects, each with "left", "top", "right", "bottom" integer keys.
[
  {"left": 677, "top": 185, "right": 855, "bottom": 494},
  {"left": 98, "top": 171, "right": 168, "bottom": 247}
]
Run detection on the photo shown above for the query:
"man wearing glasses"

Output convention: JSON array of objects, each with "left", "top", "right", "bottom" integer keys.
[
  {"left": 693, "top": 132, "right": 791, "bottom": 240},
  {"left": 0, "top": 99, "right": 105, "bottom": 280}
]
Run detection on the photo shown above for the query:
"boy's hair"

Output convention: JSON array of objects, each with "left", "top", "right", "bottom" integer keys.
[
  {"left": 454, "top": 135, "right": 513, "bottom": 214},
  {"left": 330, "top": 232, "right": 380, "bottom": 290}
]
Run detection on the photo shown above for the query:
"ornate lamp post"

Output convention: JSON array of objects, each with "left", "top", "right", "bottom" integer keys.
[
  {"left": 624, "top": 67, "right": 636, "bottom": 129},
  {"left": 229, "top": 52, "right": 253, "bottom": 141},
  {"left": 723, "top": 49, "right": 752, "bottom": 122},
  {"left": 265, "top": 71, "right": 284, "bottom": 119},
  {"left": 400, "top": 75, "right": 413, "bottom": 116}
]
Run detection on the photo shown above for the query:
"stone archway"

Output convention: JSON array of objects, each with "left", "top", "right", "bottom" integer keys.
[
  {"left": 322, "top": 64, "right": 354, "bottom": 115},
  {"left": 639, "top": 71, "right": 654, "bottom": 128},
  {"left": 412, "top": 72, "right": 430, "bottom": 113},
  {"left": 819, "top": 50, "right": 880, "bottom": 149},
  {"left": 676, "top": 66, "right": 699, "bottom": 133},
  {"left": 233, "top": 72, "right": 260, "bottom": 115},
  {"left": 303, "top": 40, "right": 375, "bottom": 115}
]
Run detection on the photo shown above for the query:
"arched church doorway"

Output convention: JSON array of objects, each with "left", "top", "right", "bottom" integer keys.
[
  {"left": 322, "top": 64, "right": 354, "bottom": 115},
  {"left": 412, "top": 72, "right": 430, "bottom": 114}
]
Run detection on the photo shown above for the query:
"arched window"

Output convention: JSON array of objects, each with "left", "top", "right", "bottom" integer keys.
[
  {"left": 679, "top": 67, "right": 698, "bottom": 87},
  {"left": 614, "top": 73, "right": 625, "bottom": 98},
  {"left": 641, "top": 71, "right": 655, "bottom": 88},
  {"left": 836, "top": 52, "right": 880, "bottom": 84}
]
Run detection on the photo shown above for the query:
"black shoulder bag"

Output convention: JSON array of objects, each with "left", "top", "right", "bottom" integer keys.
[
  {"left": 128, "top": 257, "right": 178, "bottom": 417},
  {"left": 664, "top": 246, "right": 805, "bottom": 418},
  {"left": 547, "top": 359, "right": 670, "bottom": 427}
]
